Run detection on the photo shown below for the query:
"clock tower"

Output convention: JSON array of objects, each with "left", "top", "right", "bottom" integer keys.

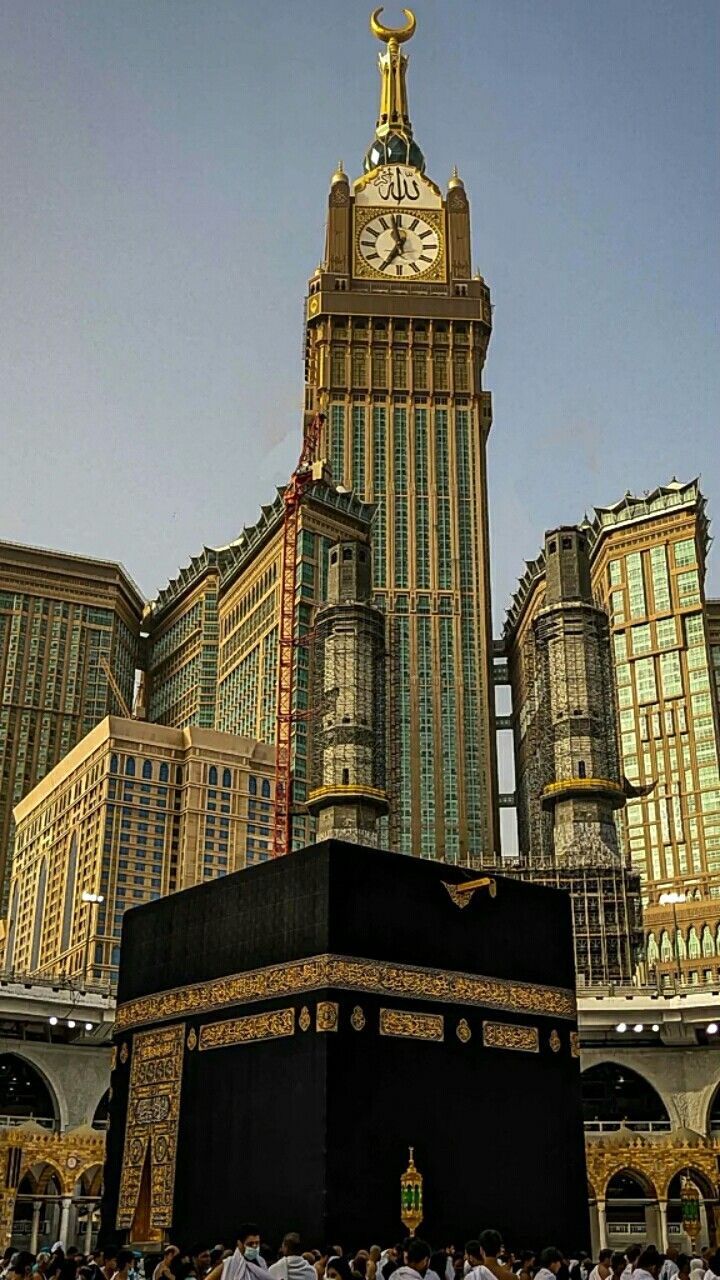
[{"left": 304, "top": 8, "right": 498, "bottom": 863}]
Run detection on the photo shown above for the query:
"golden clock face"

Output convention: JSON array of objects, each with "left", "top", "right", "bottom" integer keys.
[{"left": 355, "top": 208, "right": 445, "bottom": 280}]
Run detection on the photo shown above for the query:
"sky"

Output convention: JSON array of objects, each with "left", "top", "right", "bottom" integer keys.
[{"left": 1, "top": 0, "right": 719, "bottom": 631}]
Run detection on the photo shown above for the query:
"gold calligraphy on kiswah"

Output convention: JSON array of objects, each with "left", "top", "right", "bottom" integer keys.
[
  {"left": 199, "top": 1007, "right": 295, "bottom": 1051},
  {"left": 116, "top": 954, "right": 575, "bottom": 1033}
]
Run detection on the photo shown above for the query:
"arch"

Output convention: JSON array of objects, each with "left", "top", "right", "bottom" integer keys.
[
  {"left": 59, "top": 830, "right": 79, "bottom": 957},
  {"left": 75, "top": 1163, "right": 103, "bottom": 1197},
  {"left": 209, "top": 766, "right": 218, "bottom": 786},
  {"left": 249, "top": 776, "right": 257, "bottom": 796},
  {"left": 261, "top": 778, "right": 271, "bottom": 799},
  {"left": 159, "top": 762, "right": 169, "bottom": 783},
  {"left": 0, "top": 1053, "right": 58, "bottom": 1123},
  {"left": 660, "top": 929, "right": 672, "bottom": 961},
  {"left": 581, "top": 1061, "right": 671, "bottom": 1125},
  {"left": 646, "top": 932, "right": 659, "bottom": 965},
  {"left": 33, "top": 1161, "right": 64, "bottom": 1196},
  {"left": 676, "top": 928, "right": 687, "bottom": 960},
  {"left": 605, "top": 1165, "right": 659, "bottom": 1202},
  {"left": 665, "top": 1166, "right": 717, "bottom": 1202},
  {"left": 702, "top": 925, "right": 715, "bottom": 957},
  {"left": 30, "top": 858, "right": 48, "bottom": 971},
  {"left": 223, "top": 768, "right": 232, "bottom": 789},
  {"left": 689, "top": 926, "right": 701, "bottom": 958},
  {"left": 142, "top": 760, "right": 152, "bottom": 780},
  {"left": 5, "top": 880, "right": 18, "bottom": 973},
  {"left": 125, "top": 756, "right": 135, "bottom": 777},
  {"left": 110, "top": 754, "right": 118, "bottom": 774}
]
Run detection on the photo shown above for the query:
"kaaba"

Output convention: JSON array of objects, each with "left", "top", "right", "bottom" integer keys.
[{"left": 103, "top": 840, "right": 589, "bottom": 1250}]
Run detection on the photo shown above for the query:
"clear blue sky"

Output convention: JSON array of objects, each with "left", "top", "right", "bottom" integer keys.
[{"left": 2, "top": 0, "right": 718, "bottom": 631}]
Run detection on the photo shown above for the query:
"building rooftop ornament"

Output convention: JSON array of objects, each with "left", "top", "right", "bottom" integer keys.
[
  {"left": 448, "top": 166, "right": 465, "bottom": 190},
  {"left": 364, "top": 8, "right": 425, "bottom": 173}
]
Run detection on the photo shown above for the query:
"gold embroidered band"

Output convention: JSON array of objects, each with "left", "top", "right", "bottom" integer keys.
[
  {"left": 116, "top": 953, "right": 575, "bottom": 1032},
  {"left": 380, "top": 1009, "right": 444, "bottom": 1041},
  {"left": 199, "top": 1007, "right": 295, "bottom": 1051},
  {"left": 482, "top": 1021, "right": 539, "bottom": 1054},
  {"left": 117, "top": 1024, "right": 184, "bottom": 1229}
]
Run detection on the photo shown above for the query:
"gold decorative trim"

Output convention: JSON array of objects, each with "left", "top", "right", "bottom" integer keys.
[
  {"left": 570, "top": 1031, "right": 580, "bottom": 1059},
  {"left": 379, "top": 1008, "right": 444, "bottom": 1042},
  {"left": 316, "top": 1001, "right": 339, "bottom": 1032},
  {"left": 351, "top": 1005, "right": 366, "bottom": 1031},
  {"left": 456, "top": 1018, "right": 471, "bottom": 1043},
  {"left": 483, "top": 1021, "right": 539, "bottom": 1054},
  {"left": 186, "top": 1028, "right": 197, "bottom": 1052},
  {"left": 117, "top": 1024, "right": 184, "bottom": 1230},
  {"left": 299, "top": 1006, "right": 311, "bottom": 1032},
  {"left": 110, "top": 1046, "right": 117, "bottom": 1071},
  {"left": 442, "top": 877, "right": 496, "bottom": 909},
  {"left": 549, "top": 1029, "right": 561, "bottom": 1053},
  {"left": 199, "top": 1007, "right": 295, "bottom": 1052},
  {"left": 116, "top": 953, "right": 575, "bottom": 1032}
]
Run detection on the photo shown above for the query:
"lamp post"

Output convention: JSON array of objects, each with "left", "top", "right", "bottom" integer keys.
[
  {"left": 81, "top": 891, "right": 104, "bottom": 983},
  {"left": 659, "top": 891, "right": 686, "bottom": 986}
]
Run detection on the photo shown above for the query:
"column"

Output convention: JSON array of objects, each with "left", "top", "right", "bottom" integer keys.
[
  {"left": 700, "top": 1199, "right": 710, "bottom": 1249},
  {"left": 30, "top": 1201, "right": 42, "bottom": 1254},
  {"left": 589, "top": 1202, "right": 600, "bottom": 1259},
  {"left": 597, "top": 1199, "right": 608, "bottom": 1250},
  {"left": 84, "top": 1203, "right": 95, "bottom": 1255},
  {"left": 658, "top": 1200, "right": 669, "bottom": 1250},
  {"left": 59, "top": 1196, "right": 72, "bottom": 1248}
]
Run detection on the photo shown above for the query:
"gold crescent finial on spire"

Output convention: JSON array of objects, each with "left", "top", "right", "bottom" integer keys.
[{"left": 370, "top": 7, "right": 416, "bottom": 44}]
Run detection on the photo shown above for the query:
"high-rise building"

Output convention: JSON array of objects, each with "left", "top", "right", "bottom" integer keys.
[
  {"left": 145, "top": 477, "right": 374, "bottom": 846},
  {"left": 5, "top": 716, "right": 274, "bottom": 986},
  {"left": 0, "top": 541, "right": 144, "bottom": 897},
  {"left": 308, "top": 536, "right": 387, "bottom": 845},
  {"left": 303, "top": 12, "right": 497, "bottom": 862},
  {"left": 505, "top": 526, "right": 642, "bottom": 985},
  {"left": 507, "top": 480, "right": 720, "bottom": 987}
]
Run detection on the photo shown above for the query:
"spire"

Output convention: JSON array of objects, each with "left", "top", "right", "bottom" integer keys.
[{"left": 364, "top": 9, "right": 425, "bottom": 173}]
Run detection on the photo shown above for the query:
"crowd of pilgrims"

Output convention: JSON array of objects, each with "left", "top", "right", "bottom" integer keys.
[{"left": 4, "top": 1229, "right": 720, "bottom": 1280}]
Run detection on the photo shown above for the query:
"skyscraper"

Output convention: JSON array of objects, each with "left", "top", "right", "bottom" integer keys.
[
  {"left": 507, "top": 480, "right": 720, "bottom": 987},
  {"left": 303, "top": 11, "right": 497, "bottom": 863},
  {"left": 0, "top": 540, "right": 144, "bottom": 896}
]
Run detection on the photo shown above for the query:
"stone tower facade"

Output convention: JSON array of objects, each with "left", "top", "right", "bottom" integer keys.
[
  {"left": 537, "top": 526, "right": 626, "bottom": 866},
  {"left": 308, "top": 538, "right": 388, "bottom": 845}
]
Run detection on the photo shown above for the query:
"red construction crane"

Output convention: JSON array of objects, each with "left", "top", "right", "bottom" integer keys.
[{"left": 272, "top": 412, "right": 326, "bottom": 856}]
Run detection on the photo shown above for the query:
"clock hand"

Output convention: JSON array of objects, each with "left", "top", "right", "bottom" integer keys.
[
  {"left": 389, "top": 214, "right": 404, "bottom": 248},
  {"left": 379, "top": 242, "right": 402, "bottom": 271}
]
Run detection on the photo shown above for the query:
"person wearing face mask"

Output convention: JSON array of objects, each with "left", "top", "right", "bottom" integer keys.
[{"left": 207, "top": 1227, "right": 267, "bottom": 1280}]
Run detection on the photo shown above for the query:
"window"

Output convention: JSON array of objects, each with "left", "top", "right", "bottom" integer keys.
[
  {"left": 677, "top": 571, "right": 700, "bottom": 605},
  {"left": 656, "top": 618, "right": 677, "bottom": 648},
  {"left": 249, "top": 776, "right": 257, "bottom": 796},
  {"left": 650, "top": 546, "right": 671, "bottom": 613},
  {"left": 632, "top": 624, "right": 651, "bottom": 654},
  {"left": 209, "top": 766, "right": 218, "bottom": 786},
  {"left": 223, "top": 768, "right": 232, "bottom": 788},
  {"left": 261, "top": 779, "right": 271, "bottom": 799},
  {"left": 125, "top": 757, "right": 136, "bottom": 777},
  {"left": 688, "top": 927, "right": 701, "bottom": 959},
  {"left": 660, "top": 651, "right": 683, "bottom": 699},
  {"left": 142, "top": 760, "right": 152, "bottom": 780},
  {"left": 635, "top": 657, "right": 657, "bottom": 704},
  {"left": 159, "top": 763, "right": 169, "bottom": 783},
  {"left": 110, "top": 754, "right": 118, "bottom": 774},
  {"left": 609, "top": 560, "right": 622, "bottom": 586},
  {"left": 626, "top": 552, "right": 646, "bottom": 618},
  {"left": 674, "top": 538, "right": 696, "bottom": 567}
]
